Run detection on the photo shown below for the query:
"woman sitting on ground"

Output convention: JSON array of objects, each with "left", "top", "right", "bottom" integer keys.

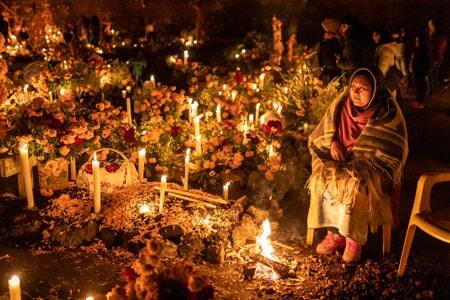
[{"left": 307, "top": 68, "right": 408, "bottom": 264}]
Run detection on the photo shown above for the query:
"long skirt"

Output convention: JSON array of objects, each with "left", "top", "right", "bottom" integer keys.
[{"left": 307, "top": 188, "right": 393, "bottom": 244}]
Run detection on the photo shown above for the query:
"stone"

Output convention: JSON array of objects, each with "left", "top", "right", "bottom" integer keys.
[
  {"left": 205, "top": 242, "right": 225, "bottom": 264},
  {"left": 51, "top": 221, "right": 98, "bottom": 248},
  {"left": 247, "top": 205, "right": 270, "bottom": 225},
  {"left": 98, "top": 228, "right": 116, "bottom": 248},
  {"left": 178, "top": 234, "right": 204, "bottom": 258},
  {"left": 231, "top": 214, "right": 259, "bottom": 248},
  {"left": 159, "top": 224, "right": 184, "bottom": 243}
]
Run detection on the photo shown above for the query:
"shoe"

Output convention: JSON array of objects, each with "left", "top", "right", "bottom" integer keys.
[
  {"left": 316, "top": 231, "right": 346, "bottom": 255},
  {"left": 410, "top": 100, "right": 425, "bottom": 110},
  {"left": 342, "top": 237, "right": 361, "bottom": 264}
]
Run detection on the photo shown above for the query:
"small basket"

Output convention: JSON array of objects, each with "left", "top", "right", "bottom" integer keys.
[{"left": 76, "top": 148, "right": 138, "bottom": 195}]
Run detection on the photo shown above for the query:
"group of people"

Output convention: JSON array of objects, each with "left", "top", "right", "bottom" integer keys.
[
  {"left": 308, "top": 14, "right": 447, "bottom": 264},
  {"left": 318, "top": 15, "right": 447, "bottom": 110}
]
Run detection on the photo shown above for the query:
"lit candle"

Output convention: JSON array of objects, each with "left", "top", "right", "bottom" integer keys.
[
  {"left": 138, "top": 148, "right": 146, "bottom": 181},
  {"left": 121, "top": 90, "right": 127, "bottom": 99},
  {"left": 19, "top": 144, "right": 34, "bottom": 209},
  {"left": 184, "top": 148, "right": 191, "bottom": 190},
  {"left": 92, "top": 153, "right": 101, "bottom": 213},
  {"left": 223, "top": 182, "right": 230, "bottom": 201},
  {"left": 70, "top": 157, "right": 77, "bottom": 181},
  {"left": 183, "top": 50, "right": 189, "bottom": 65},
  {"left": 194, "top": 114, "right": 202, "bottom": 136},
  {"left": 49, "top": 91, "right": 53, "bottom": 101},
  {"left": 222, "top": 84, "right": 227, "bottom": 91},
  {"left": 150, "top": 75, "right": 155, "bottom": 85},
  {"left": 195, "top": 134, "right": 202, "bottom": 155},
  {"left": 190, "top": 101, "right": 198, "bottom": 121},
  {"left": 216, "top": 104, "right": 222, "bottom": 123},
  {"left": 259, "top": 73, "right": 265, "bottom": 89},
  {"left": 303, "top": 122, "right": 309, "bottom": 133},
  {"left": 268, "top": 145, "right": 275, "bottom": 159},
  {"left": 231, "top": 90, "right": 238, "bottom": 101},
  {"left": 126, "top": 85, "right": 131, "bottom": 93},
  {"left": 126, "top": 97, "right": 132, "bottom": 126},
  {"left": 8, "top": 275, "right": 21, "bottom": 300},
  {"left": 24, "top": 84, "right": 29, "bottom": 100},
  {"left": 159, "top": 175, "right": 167, "bottom": 213},
  {"left": 86, "top": 297, "right": 93, "bottom": 300},
  {"left": 243, "top": 121, "right": 248, "bottom": 144},
  {"left": 249, "top": 114, "right": 254, "bottom": 129},
  {"left": 255, "top": 103, "right": 260, "bottom": 127}
]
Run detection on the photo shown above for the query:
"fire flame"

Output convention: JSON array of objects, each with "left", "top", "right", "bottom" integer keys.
[
  {"left": 256, "top": 219, "right": 275, "bottom": 260},
  {"left": 255, "top": 219, "right": 280, "bottom": 280}
]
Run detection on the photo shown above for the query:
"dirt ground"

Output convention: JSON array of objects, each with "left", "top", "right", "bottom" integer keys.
[{"left": 0, "top": 82, "right": 449, "bottom": 299}]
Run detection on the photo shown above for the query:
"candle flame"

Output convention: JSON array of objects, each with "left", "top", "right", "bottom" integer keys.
[
  {"left": 86, "top": 297, "right": 94, "bottom": 300},
  {"left": 93, "top": 152, "right": 98, "bottom": 162},
  {"left": 139, "top": 148, "right": 146, "bottom": 156},
  {"left": 20, "top": 143, "right": 28, "bottom": 152},
  {"left": 9, "top": 275, "right": 20, "bottom": 285},
  {"left": 224, "top": 182, "right": 230, "bottom": 189},
  {"left": 161, "top": 175, "right": 167, "bottom": 182}
]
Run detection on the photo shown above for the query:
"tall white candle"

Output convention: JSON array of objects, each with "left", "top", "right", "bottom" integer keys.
[
  {"left": 8, "top": 275, "right": 21, "bottom": 300},
  {"left": 216, "top": 105, "right": 222, "bottom": 123},
  {"left": 259, "top": 73, "right": 265, "bottom": 89},
  {"left": 268, "top": 145, "right": 275, "bottom": 159},
  {"left": 19, "top": 144, "right": 34, "bottom": 209},
  {"left": 92, "top": 153, "right": 101, "bottom": 213},
  {"left": 223, "top": 182, "right": 230, "bottom": 201},
  {"left": 249, "top": 114, "right": 254, "bottom": 129},
  {"left": 159, "top": 175, "right": 167, "bottom": 213},
  {"left": 138, "top": 148, "right": 146, "bottom": 181},
  {"left": 194, "top": 114, "right": 202, "bottom": 136},
  {"left": 126, "top": 97, "right": 132, "bottom": 126},
  {"left": 231, "top": 90, "right": 238, "bottom": 101},
  {"left": 195, "top": 134, "right": 202, "bottom": 155},
  {"left": 49, "top": 91, "right": 53, "bottom": 101},
  {"left": 150, "top": 75, "right": 155, "bottom": 85},
  {"left": 24, "top": 84, "right": 29, "bottom": 100},
  {"left": 184, "top": 148, "right": 191, "bottom": 190},
  {"left": 191, "top": 101, "right": 198, "bottom": 120},
  {"left": 70, "top": 157, "right": 77, "bottom": 181},
  {"left": 121, "top": 90, "right": 127, "bottom": 99},
  {"left": 183, "top": 50, "right": 189, "bottom": 65},
  {"left": 255, "top": 103, "right": 260, "bottom": 127}
]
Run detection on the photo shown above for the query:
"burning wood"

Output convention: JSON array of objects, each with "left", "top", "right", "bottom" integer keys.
[
  {"left": 252, "top": 253, "right": 290, "bottom": 279},
  {"left": 252, "top": 218, "right": 291, "bottom": 280}
]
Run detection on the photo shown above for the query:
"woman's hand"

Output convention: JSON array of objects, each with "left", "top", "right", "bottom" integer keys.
[{"left": 330, "top": 140, "right": 346, "bottom": 161}]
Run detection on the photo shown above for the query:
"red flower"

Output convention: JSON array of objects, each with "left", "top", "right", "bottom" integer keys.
[
  {"left": 262, "top": 120, "right": 283, "bottom": 135},
  {"left": 235, "top": 70, "right": 242, "bottom": 84},
  {"left": 75, "top": 136, "right": 84, "bottom": 146},
  {"left": 105, "top": 163, "right": 120, "bottom": 173},
  {"left": 222, "top": 121, "right": 234, "bottom": 130},
  {"left": 124, "top": 267, "right": 137, "bottom": 282},
  {"left": 123, "top": 127, "right": 136, "bottom": 143},
  {"left": 85, "top": 163, "right": 93, "bottom": 174}
]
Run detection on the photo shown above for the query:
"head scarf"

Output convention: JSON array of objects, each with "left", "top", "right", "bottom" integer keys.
[{"left": 338, "top": 68, "right": 382, "bottom": 154}]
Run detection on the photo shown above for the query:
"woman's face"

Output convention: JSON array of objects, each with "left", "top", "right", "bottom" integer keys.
[{"left": 349, "top": 75, "right": 373, "bottom": 107}]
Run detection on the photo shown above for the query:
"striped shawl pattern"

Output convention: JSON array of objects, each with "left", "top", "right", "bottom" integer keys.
[{"left": 307, "top": 90, "right": 408, "bottom": 223}]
